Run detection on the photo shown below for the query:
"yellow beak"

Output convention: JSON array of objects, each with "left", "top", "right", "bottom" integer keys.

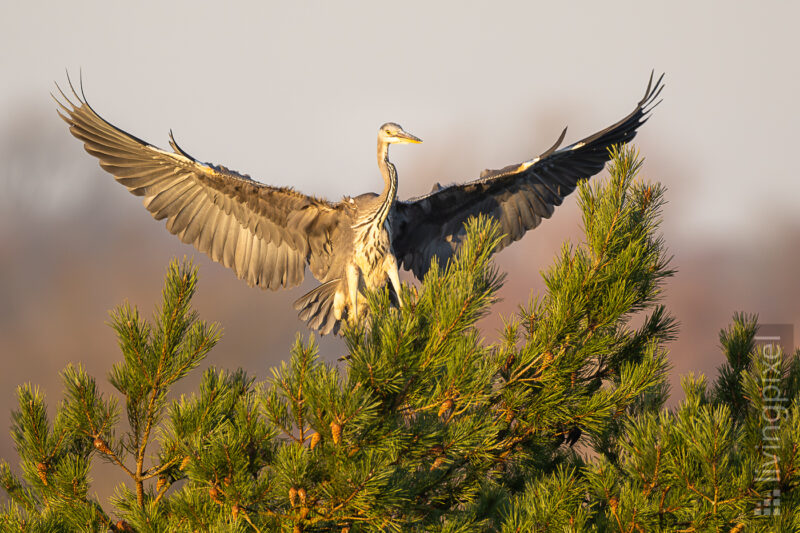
[{"left": 395, "top": 130, "right": 422, "bottom": 144}]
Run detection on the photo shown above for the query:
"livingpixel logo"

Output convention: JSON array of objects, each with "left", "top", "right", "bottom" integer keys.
[{"left": 753, "top": 324, "right": 793, "bottom": 517}]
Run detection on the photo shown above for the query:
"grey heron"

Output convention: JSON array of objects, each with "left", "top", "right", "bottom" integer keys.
[{"left": 55, "top": 72, "right": 663, "bottom": 335}]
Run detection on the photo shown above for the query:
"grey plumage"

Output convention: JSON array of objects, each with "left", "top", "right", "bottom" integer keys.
[
  {"left": 55, "top": 72, "right": 663, "bottom": 334},
  {"left": 390, "top": 72, "right": 663, "bottom": 278}
]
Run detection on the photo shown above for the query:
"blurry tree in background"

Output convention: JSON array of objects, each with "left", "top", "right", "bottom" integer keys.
[{"left": 0, "top": 148, "right": 797, "bottom": 532}]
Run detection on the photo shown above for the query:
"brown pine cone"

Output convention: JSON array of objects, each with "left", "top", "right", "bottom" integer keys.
[{"left": 330, "top": 422, "right": 342, "bottom": 445}]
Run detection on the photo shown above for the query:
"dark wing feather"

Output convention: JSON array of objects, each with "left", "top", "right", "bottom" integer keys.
[
  {"left": 391, "top": 72, "right": 663, "bottom": 279},
  {"left": 55, "top": 78, "right": 353, "bottom": 289}
]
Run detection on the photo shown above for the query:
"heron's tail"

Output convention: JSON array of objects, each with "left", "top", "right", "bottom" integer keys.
[{"left": 294, "top": 280, "right": 343, "bottom": 335}]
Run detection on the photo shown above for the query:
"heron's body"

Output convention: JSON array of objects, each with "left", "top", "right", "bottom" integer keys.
[
  {"left": 304, "top": 131, "right": 409, "bottom": 331},
  {"left": 56, "top": 73, "right": 663, "bottom": 334}
]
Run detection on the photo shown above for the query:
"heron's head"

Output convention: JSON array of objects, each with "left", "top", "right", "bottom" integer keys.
[{"left": 378, "top": 122, "right": 422, "bottom": 145}]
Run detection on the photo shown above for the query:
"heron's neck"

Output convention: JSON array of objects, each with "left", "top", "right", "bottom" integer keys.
[{"left": 374, "top": 141, "right": 397, "bottom": 225}]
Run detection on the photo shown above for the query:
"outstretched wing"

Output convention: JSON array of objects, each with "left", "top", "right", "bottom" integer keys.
[
  {"left": 391, "top": 72, "right": 663, "bottom": 279},
  {"left": 55, "top": 78, "right": 352, "bottom": 290}
]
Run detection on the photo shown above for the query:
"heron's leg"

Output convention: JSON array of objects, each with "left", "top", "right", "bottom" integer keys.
[
  {"left": 345, "top": 263, "right": 360, "bottom": 324},
  {"left": 332, "top": 288, "right": 346, "bottom": 321},
  {"left": 385, "top": 255, "right": 403, "bottom": 307}
]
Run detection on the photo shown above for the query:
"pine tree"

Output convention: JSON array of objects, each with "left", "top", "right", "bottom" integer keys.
[{"left": 1, "top": 146, "right": 797, "bottom": 531}]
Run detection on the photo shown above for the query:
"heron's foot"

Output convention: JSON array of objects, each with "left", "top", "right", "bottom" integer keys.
[
  {"left": 345, "top": 301, "right": 368, "bottom": 326},
  {"left": 387, "top": 287, "right": 403, "bottom": 308},
  {"left": 357, "top": 300, "right": 370, "bottom": 320}
]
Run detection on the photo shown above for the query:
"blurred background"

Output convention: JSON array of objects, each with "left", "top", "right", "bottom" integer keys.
[{"left": 1, "top": 1, "right": 798, "bottom": 502}]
